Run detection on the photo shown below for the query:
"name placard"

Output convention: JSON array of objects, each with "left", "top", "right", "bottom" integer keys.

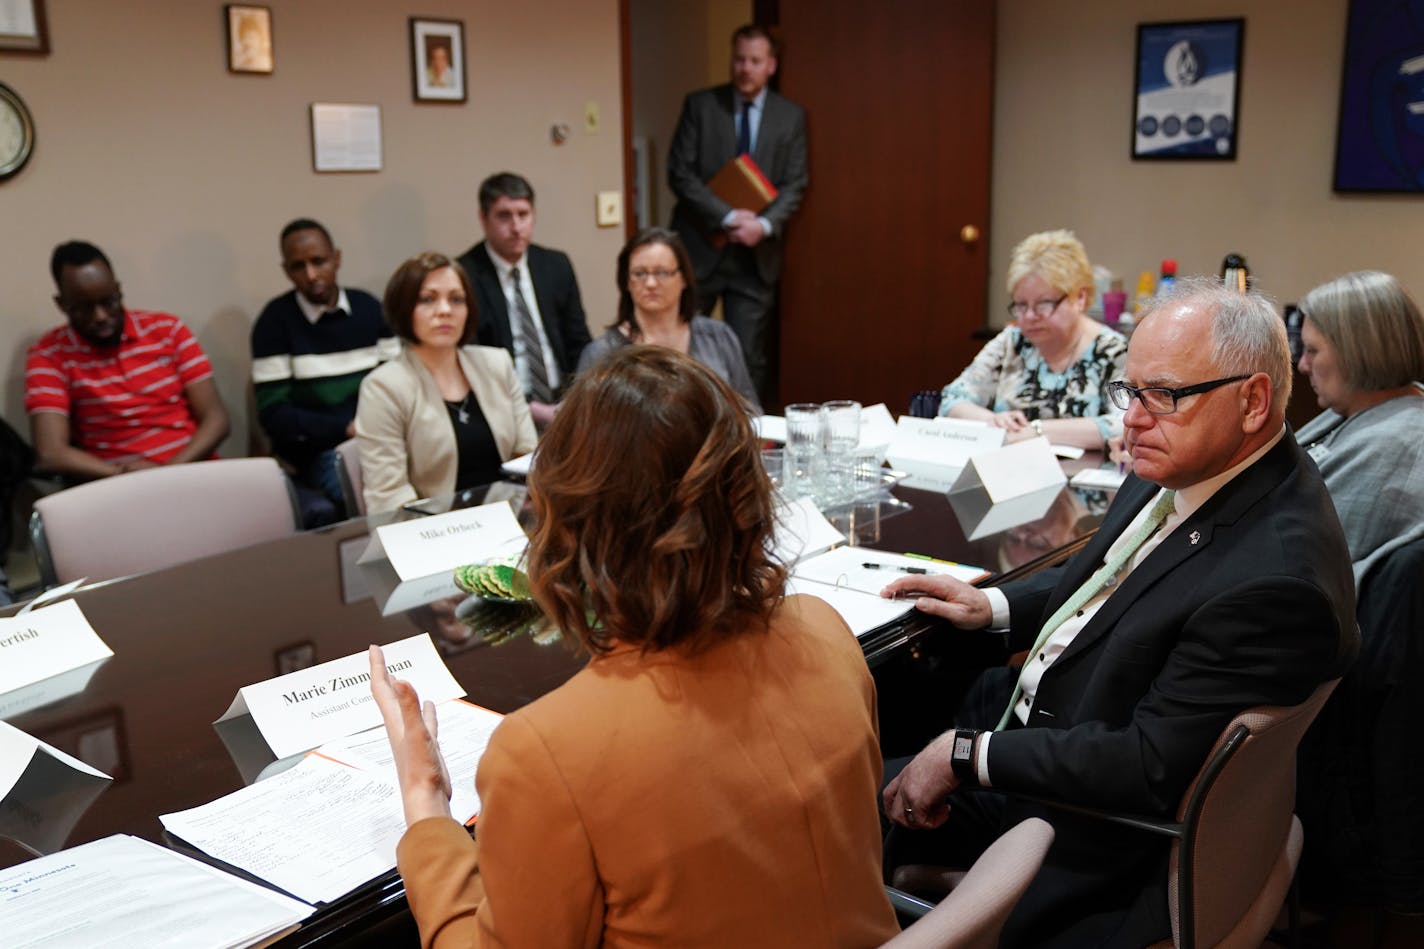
[
  {"left": 215, "top": 634, "right": 464, "bottom": 759},
  {"left": 0, "top": 718, "right": 110, "bottom": 805},
  {"left": 371, "top": 501, "right": 527, "bottom": 581},
  {"left": 886, "top": 416, "right": 1005, "bottom": 472},
  {"left": 948, "top": 438, "right": 1068, "bottom": 539},
  {"left": 772, "top": 496, "right": 846, "bottom": 566},
  {"left": 0, "top": 599, "right": 113, "bottom": 699}
]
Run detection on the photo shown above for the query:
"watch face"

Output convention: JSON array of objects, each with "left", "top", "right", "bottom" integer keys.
[{"left": 0, "top": 84, "right": 35, "bottom": 180}]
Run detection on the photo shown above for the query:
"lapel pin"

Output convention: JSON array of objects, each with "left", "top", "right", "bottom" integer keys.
[{"left": 1189, "top": 530, "right": 1200, "bottom": 545}]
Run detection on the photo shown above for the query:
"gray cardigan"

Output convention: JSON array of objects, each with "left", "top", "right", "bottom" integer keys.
[{"left": 575, "top": 316, "right": 762, "bottom": 413}]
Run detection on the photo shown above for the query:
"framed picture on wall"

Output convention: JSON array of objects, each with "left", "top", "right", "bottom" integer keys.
[
  {"left": 410, "top": 17, "right": 466, "bottom": 103},
  {"left": 1132, "top": 18, "right": 1244, "bottom": 160},
  {"left": 0, "top": 0, "right": 49, "bottom": 53},
  {"left": 226, "top": 4, "right": 273, "bottom": 74},
  {"left": 1333, "top": 0, "right": 1424, "bottom": 192}
]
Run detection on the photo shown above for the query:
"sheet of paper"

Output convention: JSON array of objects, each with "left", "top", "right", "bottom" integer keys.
[
  {"left": 374, "top": 501, "right": 527, "bottom": 581},
  {"left": 0, "top": 599, "right": 113, "bottom": 698},
  {"left": 318, "top": 699, "right": 504, "bottom": 824},
  {"left": 792, "top": 546, "right": 988, "bottom": 596},
  {"left": 886, "top": 416, "right": 1004, "bottom": 472},
  {"left": 216, "top": 633, "right": 464, "bottom": 760},
  {"left": 1071, "top": 467, "right": 1128, "bottom": 490},
  {"left": 500, "top": 451, "right": 534, "bottom": 477},
  {"left": 1052, "top": 443, "right": 1085, "bottom": 459},
  {"left": 785, "top": 577, "right": 914, "bottom": 639},
  {"left": 160, "top": 754, "right": 406, "bottom": 906},
  {"left": 771, "top": 496, "right": 845, "bottom": 566},
  {"left": 756, "top": 404, "right": 895, "bottom": 455},
  {"left": 1, "top": 834, "right": 312, "bottom": 949}
]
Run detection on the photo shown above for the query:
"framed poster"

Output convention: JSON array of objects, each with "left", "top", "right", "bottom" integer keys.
[
  {"left": 0, "top": 0, "right": 48, "bottom": 53},
  {"left": 310, "top": 103, "right": 383, "bottom": 172},
  {"left": 1333, "top": 0, "right": 1424, "bottom": 192},
  {"left": 410, "top": 17, "right": 466, "bottom": 103},
  {"left": 226, "top": 4, "right": 273, "bottom": 74},
  {"left": 1132, "top": 18, "right": 1244, "bottom": 160}
]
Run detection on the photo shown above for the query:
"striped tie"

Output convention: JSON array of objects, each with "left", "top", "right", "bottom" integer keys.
[
  {"left": 995, "top": 489, "right": 1178, "bottom": 731},
  {"left": 510, "top": 267, "right": 554, "bottom": 403}
]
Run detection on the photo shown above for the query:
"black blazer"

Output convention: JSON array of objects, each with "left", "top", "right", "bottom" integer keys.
[
  {"left": 457, "top": 242, "right": 591, "bottom": 381},
  {"left": 667, "top": 83, "right": 808, "bottom": 284},
  {"left": 990, "top": 434, "right": 1358, "bottom": 949}
]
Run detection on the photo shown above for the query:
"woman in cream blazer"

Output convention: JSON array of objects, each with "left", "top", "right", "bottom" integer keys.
[{"left": 357, "top": 253, "right": 536, "bottom": 514}]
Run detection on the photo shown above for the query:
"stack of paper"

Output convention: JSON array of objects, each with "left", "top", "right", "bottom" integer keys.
[
  {"left": 1, "top": 834, "right": 311, "bottom": 948},
  {"left": 788, "top": 546, "right": 988, "bottom": 638}
]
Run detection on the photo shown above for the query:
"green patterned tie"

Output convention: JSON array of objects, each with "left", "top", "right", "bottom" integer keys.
[{"left": 995, "top": 489, "right": 1177, "bottom": 731}]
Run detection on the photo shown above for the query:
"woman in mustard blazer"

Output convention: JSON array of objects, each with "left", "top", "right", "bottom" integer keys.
[
  {"left": 369, "top": 347, "right": 899, "bottom": 948},
  {"left": 356, "top": 253, "right": 536, "bottom": 514}
]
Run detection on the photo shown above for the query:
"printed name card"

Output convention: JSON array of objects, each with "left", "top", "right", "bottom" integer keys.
[
  {"left": 886, "top": 416, "right": 1005, "bottom": 475},
  {"left": 0, "top": 599, "right": 113, "bottom": 699},
  {"left": 947, "top": 438, "right": 1068, "bottom": 540},
  {"left": 372, "top": 500, "right": 527, "bottom": 581},
  {"left": 0, "top": 719, "right": 112, "bottom": 855},
  {"left": 216, "top": 634, "right": 464, "bottom": 759},
  {"left": 772, "top": 496, "right": 846, "bottom": 566}
]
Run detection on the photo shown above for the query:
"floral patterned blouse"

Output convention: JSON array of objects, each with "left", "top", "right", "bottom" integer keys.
[{"left": 938, "top": 323, "right": 1128, "bottom": 441}]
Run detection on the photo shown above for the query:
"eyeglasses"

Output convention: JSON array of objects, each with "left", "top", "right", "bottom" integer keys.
[
  {"left": 629, "top": 268, "right": 680, "bottom": 282},
  {"left": 1007, "top": 296, "right": 1066, "bottom": 320},
  {"left": 1107, "top": 375, "right": 1250, "bottom": 415}
]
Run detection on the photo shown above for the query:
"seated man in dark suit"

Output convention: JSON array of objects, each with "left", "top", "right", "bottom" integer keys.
[
  {"left": 881, "top": 278, "right": 1359, "bottom": 949},
  {"left": 26, "top": 241, "right": 230, "bottom": 482},
  {"left": 457, "top": 172, "right": 590, "bottom": 428},
  {"left": 251, "top": 218, "right": 397, "bottom": 525}
]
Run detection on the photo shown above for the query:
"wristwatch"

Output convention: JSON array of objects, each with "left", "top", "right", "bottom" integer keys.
[
  {"left": 950, "top": 729, "right": 981, "bottom": 784},
  {"left": 1031, "top": 419, "right": 1044, "bottom": 437}
]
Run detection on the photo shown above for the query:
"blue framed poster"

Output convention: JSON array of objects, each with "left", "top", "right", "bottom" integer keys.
[
  {"left": 1333, "top": 0, "right": 1424, "bottom": 192},
  {"left": 1132, "top": 18, "right": 1244, "bottom": 160}
]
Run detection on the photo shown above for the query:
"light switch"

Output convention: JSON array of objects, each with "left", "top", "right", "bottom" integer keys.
[
  {"left": 584, "top": 101, "right": 600, "bottom": 134},
  {"left": 596, "top": 191, "right": 622, "bottom": 227}
]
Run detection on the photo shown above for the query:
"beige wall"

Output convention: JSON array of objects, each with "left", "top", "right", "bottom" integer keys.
[
  {"left": 629, "top": 0, "right": 748, "bottom": 229},
  {"left": 991, "top": 0, "right": 1421, "bottom": 326},
  {"left": 0, "top": 0, "right": 623, "bottom": 456}
]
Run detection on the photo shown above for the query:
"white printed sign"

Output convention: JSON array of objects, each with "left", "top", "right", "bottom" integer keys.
[
  {"left": 948, "top": 438, "right": 1068, "bottom": 539},
  {"left": 216, "top": 634, "right": 464, "bottom": 759},
  {"left": 886, "top": 416, "right": 1005, "bottom": 473}
]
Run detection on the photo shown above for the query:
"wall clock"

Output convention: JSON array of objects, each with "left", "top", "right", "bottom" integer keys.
[{"left": 0, "top": 82, "right": 36, "bottom": 180}]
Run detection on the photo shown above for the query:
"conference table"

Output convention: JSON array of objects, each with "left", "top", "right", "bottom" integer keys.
[{"left": 0, "top": 465, "right": 1114, "bottom": 946}]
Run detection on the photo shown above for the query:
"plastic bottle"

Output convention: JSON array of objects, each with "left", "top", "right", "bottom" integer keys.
[
  {"left": 1158, "top": 259, "right": 1178, "bottom": 296},
  {"left": 1221, "top": 253, "right": 1249, "bottom": 293},
  {"left": 1129, "top": 270, "right": 1156, "bottom": 326},
  {"left": 1102, "top": 279, "right": 1127, "bottom": 327}
]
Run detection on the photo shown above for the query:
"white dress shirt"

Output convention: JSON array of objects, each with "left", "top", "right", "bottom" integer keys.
[{"left": 484, "top": 245, "right": 562, "bottom": 398}]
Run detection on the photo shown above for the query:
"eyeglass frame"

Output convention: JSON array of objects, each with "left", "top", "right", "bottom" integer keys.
[
  {"left": 1006, "top": 295, "right": 1067, "bottom": 320},
  {"left": 628, "top": 267, "right": 681, "bottom": 283},
  {"left": 1107, "top": 374, "right": 1252, "bottom": 415},
  {"left": 61, "top": 291, "right": 125, "bottom": 320}
]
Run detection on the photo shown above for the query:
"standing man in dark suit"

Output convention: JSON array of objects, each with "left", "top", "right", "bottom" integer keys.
[
  {"left": 457, "top": 172, "right": 590, "bottom": 428},
  {"left": 667, "top": 23, "right": 808, "bottom": 406},
  {"left": 881, "top": 279, "right": 1358, "bottom": 949}
]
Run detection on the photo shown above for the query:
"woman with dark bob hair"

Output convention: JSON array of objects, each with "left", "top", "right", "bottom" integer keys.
[
  {"left": 576, "top": 227, "right": 761, "bottom": 412},
  {"left": 356, "top": 252, "right": 536, "bottom": 513},
  {"left": 369, "top": 346, "right": 897, "bottom": 947},
  {"left": 1295, "top": 270, "right": 1424, "bottom": 584}
]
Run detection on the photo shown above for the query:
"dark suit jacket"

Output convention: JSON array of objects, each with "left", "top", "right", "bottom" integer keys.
[
  {"left": 667, "top": 83, "right": 808, "bottom": 285},
  {"left": 988, "top": 434, "right": 1358, "bottom": 949},
  {"left": 457, "top": 242, "right": 591, "bottom": 383}
]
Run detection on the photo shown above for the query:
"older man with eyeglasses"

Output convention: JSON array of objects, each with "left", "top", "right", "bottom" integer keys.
[
  {"left": 25, "top": 240, "right": 230, "bottom": 482},
  {"left": 880, "top": 277, "right": 1358, "bottom": 949}
]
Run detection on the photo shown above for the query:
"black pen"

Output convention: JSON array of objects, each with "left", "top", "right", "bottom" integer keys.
[{"left": 862, "top": 562, "right": 927, "bottom": 574}]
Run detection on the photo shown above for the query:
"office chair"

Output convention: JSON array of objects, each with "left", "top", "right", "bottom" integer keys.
[
  {"left": 882, "top": 817, "right": 1054, "bottom": 949},
  {"left": 30, "top": 457, "right": 301, "bottom": 587},
  {"left": 333, "top": 438, "right": 366, "bottom": 518}
]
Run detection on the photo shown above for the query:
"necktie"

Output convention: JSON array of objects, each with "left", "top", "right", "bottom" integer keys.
[
  {"left": 509, "top": 267, "right": 554, "bottom": 404},
  {"left": 995, "top": 489, "right": 1178, "bottom": 731},
  {"left": 736, "top": 99, "right": 752, "bottom": 156}
]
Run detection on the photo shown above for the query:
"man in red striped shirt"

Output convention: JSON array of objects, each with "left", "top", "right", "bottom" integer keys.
[{"left": 25, "top": 241, "right": 230, "bottom": 481}]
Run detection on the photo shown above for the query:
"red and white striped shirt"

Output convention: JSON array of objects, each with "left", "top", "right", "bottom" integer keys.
[{"left": 25, "top": 309, "right": 214, "bottom": 464}]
